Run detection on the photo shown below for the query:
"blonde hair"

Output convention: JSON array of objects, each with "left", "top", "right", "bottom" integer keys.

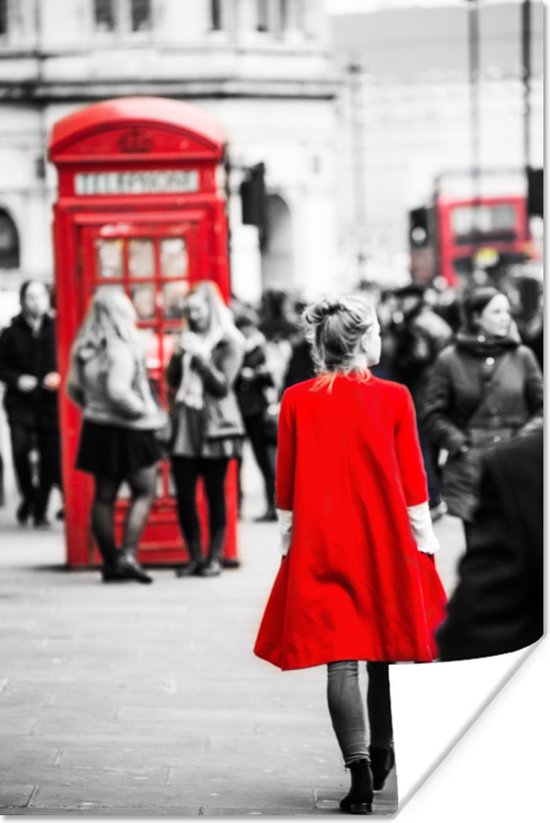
[
  {"left": 184, "top": 280, "right": 241, "bottom": 342},
  {"left": 303, "top": 294, "right": 378, "bottom": 390},
  {"left": 74, "top": 287, "right": 140, "bottom": 356}
]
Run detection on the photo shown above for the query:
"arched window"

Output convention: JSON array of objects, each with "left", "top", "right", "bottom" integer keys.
[
  {"left": 93, "top": 0, "right": 151, "bottom": 34},
  {"left": 0, "top": 209, "right": 20, "bottom": 269},
  {"left": 261, "top": 195, "right": 294, "bottom": 290}
]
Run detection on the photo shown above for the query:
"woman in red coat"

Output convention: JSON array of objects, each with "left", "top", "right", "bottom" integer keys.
[{"left": 254, "top": 294, "right": 447, "bottom": 814}]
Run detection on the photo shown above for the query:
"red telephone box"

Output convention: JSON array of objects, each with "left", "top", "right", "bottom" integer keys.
[{"left": 48, "top": 96, "right": 239, "bottom": 568}]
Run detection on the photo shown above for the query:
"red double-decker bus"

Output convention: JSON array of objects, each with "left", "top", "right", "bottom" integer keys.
[{"left": 409, "top": 193, "right": 538, "bottom": 287}]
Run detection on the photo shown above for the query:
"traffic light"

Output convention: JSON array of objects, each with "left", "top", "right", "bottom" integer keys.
[
  {"left": 409, "top": 207, "right": 430, "bottom": 248},
  {"left": 527, "top": 167, "right": 543, "bottom": 218},
  {"left": 240, "top": 162, "right": 267, "bottom": 247}
]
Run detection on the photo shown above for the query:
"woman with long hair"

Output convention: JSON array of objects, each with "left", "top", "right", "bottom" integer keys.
[
  {"left": 423, "top": 285, "right": 543, "bottom": 536},
  {"left": 67, "top": 287, "right": 167, "bottom": 584},
  {"left": 254, "top": 294, "right": 447, "bottom": 814},
  {"left": 166, "top": 281, "right": 245, "bottom": 578}
]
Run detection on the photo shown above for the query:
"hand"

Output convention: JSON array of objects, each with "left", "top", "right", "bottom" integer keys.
[
  {"left": 17, "top": 375, "right": 39, "bottom": 393},
  {"left": 42, "top": 372, "right": 61, "bottom": 391},
  {"left": 179, "top": 332, "right": 205, "bottom": 358}
]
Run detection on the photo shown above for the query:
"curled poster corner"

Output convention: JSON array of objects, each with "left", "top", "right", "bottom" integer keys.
[{"left": 390, "top": 637, "right": 547, "bottom": 822}]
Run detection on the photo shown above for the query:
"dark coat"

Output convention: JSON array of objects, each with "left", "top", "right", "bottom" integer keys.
[
  {"left": 0, "top": 313, "right": 59, "bottom": 428},
  {"left": 436, "top": 430, "right": 543, "bottom": 660},
  {"left": 392, "top": 307, "right": 452, "bottom": 412},
  {"left": 283, "top": 338, "right": 315, "bottom": 390},
  {"left": 423, "top": 333, "right": 543, "bottom": 521},
  {"left": 235, "top": 333, "right": 274, "bottom": 418}
]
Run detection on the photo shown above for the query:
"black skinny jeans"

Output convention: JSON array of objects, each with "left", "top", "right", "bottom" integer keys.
[
  {"left": 243, "top": 413, "right": 276, "bottom": 509},
  {"left": 327, "top": 661, "right": 393, "bottom": 766},
  {"left": 9, "top": 421, "right": 61, "bottom": 518},
  {"left": 171, "top": 457, "right": 229, "bottom": 561}
]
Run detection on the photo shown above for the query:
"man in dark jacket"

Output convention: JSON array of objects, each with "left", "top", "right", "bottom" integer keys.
[
  {"left": 0, "top": 281, "right": 61, "bottom": 526},
  {"left": 436, "top": 429, "right": 543, "bottom": 660}
]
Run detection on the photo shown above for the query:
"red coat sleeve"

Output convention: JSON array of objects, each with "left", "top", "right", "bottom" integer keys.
[
  {"left": 395, "top": 386, "right": 429, "bottom": 506},
  {"left": 275, "top": 389, "right": 296, "bottom": 510}
]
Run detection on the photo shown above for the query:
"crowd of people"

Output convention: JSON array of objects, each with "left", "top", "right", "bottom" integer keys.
[
  {"left": 0, "top": 272, "right": 543, "bottom": 813},
  {"left": 0, "top": 274, "right": 543, "bottom": 552}
]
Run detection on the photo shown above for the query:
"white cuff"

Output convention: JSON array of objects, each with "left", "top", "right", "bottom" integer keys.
[
  {"left": 407, "top": 502, "right": 440, "bottom": 554},
  {"left": 276, "top": 508, "right": 293, "bottom": 556}
]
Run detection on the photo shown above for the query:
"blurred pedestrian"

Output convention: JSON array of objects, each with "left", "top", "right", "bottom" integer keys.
[
  {"left": 423, "top": 286, "right": 543, "bottom": 534},
  {"left": 67, "top": 288, "right": 167, "bottom": 584},
  {"left": 0, "top": 280, "right": 62, "bottom": 527},
  {"left": 437, "top": 429, "right": 543, "bottom": 660},
  {"left": 254, "top": 294, "right": 447, "bottom": 814},
  {"left": 391, "top": 284, "right": 452, "bottom": 519},
  {"left": 258, "top": 289, "right": 299, "bottom": 392},
  {"left": 235, "top": 311, "right": 278, "bottom": 522},
  {"left": 166, "top": 281, "right": 245, "bottom": 578}
]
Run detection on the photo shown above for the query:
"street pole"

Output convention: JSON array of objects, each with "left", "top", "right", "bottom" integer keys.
[
  {"left": 522, "top": 0, "right": 532, "bottom": 237},
  {"left": 467, "top": 0, "right": 481, "bottom": 237},
  {"left": 347, "top": 59, "right": 368, "bottom": 283}
]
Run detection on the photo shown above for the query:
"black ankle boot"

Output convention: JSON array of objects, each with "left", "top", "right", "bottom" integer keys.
[
  {"left": 176, "top": 559, "right": 204, "bottom": 577},
  {"left": 117, "top": 551, "right": 153, "bottom": 584},
  {"left": 339, "top": 759, "right": 373, "bottom": 815},
  {"left": 368, "top": 746, "right": 395, "bottom": 791},
  {"left": 198, "top": 557, "right": 222, "bottom": 577}
]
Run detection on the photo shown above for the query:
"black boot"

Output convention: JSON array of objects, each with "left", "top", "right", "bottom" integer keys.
[
  {"left": 368, "top": 746, "right": 395, "bottom": 792},
  {"left": 339, "top": 759, "right": 373, "bottom": 815},
  {"left": 199, "top": 528, "right": 225, "bottom": 577},
  {"left": 176, "top": 536, "right": 204, "bottom": 577},
  {"left": 117, "top": 549, "right": 153, "bottom": 584}
]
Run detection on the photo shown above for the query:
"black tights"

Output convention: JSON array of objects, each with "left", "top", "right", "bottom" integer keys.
[
  {"left": 92, "top": 466, "right": 156, "bottom": 566},
  {"left": 171, "top": 457, "right": 229, "bottom": 562}
]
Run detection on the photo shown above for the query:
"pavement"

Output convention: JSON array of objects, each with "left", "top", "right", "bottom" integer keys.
[{"left": 0, "top": 455, "right": 465, "bottom": 818}]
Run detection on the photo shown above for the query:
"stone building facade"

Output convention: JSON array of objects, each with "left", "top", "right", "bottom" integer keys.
[{"left": 0, "top": 0, "right": 340, "bottom": 306}]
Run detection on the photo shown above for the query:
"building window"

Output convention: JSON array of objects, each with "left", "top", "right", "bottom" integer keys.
[
  {"left": 94, "top": 0, "right": 116, "bottom": 32},
  {"left": 210, "top": 0, "right": 222, "bottom": 31},
  {"left": 130, "top": 0, "right": 151, "bottom": 32},
  {"left": 0, "top": 210, "right": 20, "bottom": 270},
  {"left": 0, "top": 0, "right": 8, "bottom": 37},
  {"left": 279, "top": 0, "right": 288, "bottom": 30},
  {"left": 93, "top": 0, "right": 151, "bottom": 35},
  {"left": 257, "top": 0, "right": 269, "bottom": 32}
]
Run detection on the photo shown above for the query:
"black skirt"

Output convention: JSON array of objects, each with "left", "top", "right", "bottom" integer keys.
[{"left": 76, "top": 420, "right": 163, "bottom": 477}]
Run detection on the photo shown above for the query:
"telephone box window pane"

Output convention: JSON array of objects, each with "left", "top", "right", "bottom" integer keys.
[
  {"left": 131, "top": 0, "right": 151, "bottom": 31},
  {"left": 131, "top": 283, "right": 156, "bottom": 320},
  {"left": 137, "top": 327, "right": 158, "bottom": 368},
  {"left": 96, "top": 239, "right": 123, "bottom": 278},
  {"left": 128, "top": 238, "right": 154, "bottom": 278},
  {"left": 161, "top": 238, "right": 188, "bottom": 278},
  {"left": 94, "top": 0, "right": 115, "bottom": 31},
  {"left": 163, "top": 281, "right": 189, "bottom": 320}
]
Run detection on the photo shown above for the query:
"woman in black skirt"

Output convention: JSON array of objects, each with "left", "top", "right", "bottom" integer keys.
[
  {"left": 166, "top": 281, "right": 245, "bottom": 578},
  {"left": 67, "top": 288, "right": 167, "bottom": 584}
]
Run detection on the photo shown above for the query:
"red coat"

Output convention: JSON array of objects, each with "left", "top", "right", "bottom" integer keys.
[{"left": 254, "top": 373, "right": 447, "bottom": 670}]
